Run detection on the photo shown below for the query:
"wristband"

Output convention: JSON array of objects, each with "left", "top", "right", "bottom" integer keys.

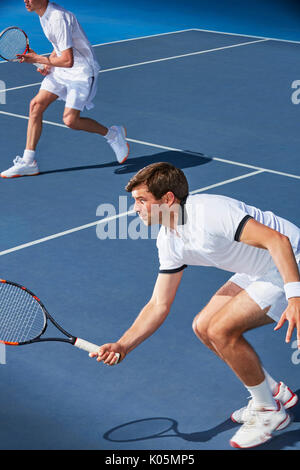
[{"left": 284, "top": 282, "right": 300, "bottom": 300}]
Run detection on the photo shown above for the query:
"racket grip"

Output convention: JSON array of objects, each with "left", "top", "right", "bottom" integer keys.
[
  {"left": 33, "top": 63, "right": 45, "bottom": 70},
  {"left": 74, "top": 338, "right": 120, "bottom": 363}
]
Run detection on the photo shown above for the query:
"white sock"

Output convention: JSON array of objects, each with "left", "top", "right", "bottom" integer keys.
[
  {"left": 23, "top": 149, "right": 35, "bottom": 164},
  {"left": 104, "top": 127, "right": 116, "bottom": 141},
  {"left": 262, "top": 368, "right": 279, "bottom": 395},
  {"left": 246, "top": 378, "right": 278, "bottom": 409}
]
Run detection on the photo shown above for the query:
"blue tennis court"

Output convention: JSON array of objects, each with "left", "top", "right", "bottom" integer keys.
[{"left": 0, "top": 0, "right": 299, "bottom": 452}]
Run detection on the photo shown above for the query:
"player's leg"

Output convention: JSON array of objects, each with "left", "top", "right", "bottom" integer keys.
[
  {"left": 26, "top": 89, "right": 59, "bottom": 151},
  {"left": 1, "top": 90, "right": 58, "bottom": 178},
  {"left": 203, "top": 290, "right": 291, "bottom": 448},
  {"left": 62, "top": 107, "right": 108, "bottom": 135},
  {"left": 192, "top": 280, "right": 242, "bottom": 354},
  {"left": 193, "top": 280, "right": 280, "bottom": 390},
  {"left": 205, "top": 289, "right": 274, "bottom": 386},
  {"left": 63, "top": 107, "right": 129, "bottom": 164}
]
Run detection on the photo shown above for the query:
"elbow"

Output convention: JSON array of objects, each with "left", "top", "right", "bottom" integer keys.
[
  {"left": 277, "top": 232, "right": 291, "bottom": 245},
  {"left": 65, "top": 58, "right": 74, "bottom": 68},
  {"left": 148, "top": 299, "right": 171, "bottom": 317},
  {"left": 269, "top": 232, "right": 291, "bottom": 252},
  {"left": 156, "top": 302, "right": 171, "bottom": 318}
]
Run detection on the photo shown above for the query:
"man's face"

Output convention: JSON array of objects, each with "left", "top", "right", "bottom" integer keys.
[
  {"left": 132, "top": 184, "right": 164, "bottom": 226},
  {"left": 24, "top": 0, "right": 46, "bottom": 12}
]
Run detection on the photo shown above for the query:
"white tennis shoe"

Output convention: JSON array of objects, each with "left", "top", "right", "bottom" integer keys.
[
  {"left": 106, "top": 125, "right": 129, "bottom": 164},
  {"left": 230, "top": 400, "right": 291, "bottom": 448},
  {"left": 1, "top": 157, "right": 39, "bottom": 178},
  {"left": 231, "top": 382, "right": 298, "bottom": 424}
]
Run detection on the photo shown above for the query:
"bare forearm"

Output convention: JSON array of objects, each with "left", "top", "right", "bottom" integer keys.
[
  {"left": 118, "top": 301, "right": 170, "bottom": 354},
  {"left": 268, "top": 234, "right": 300, "bottom": 284},
  {"left": 39, "top": 51, "right": 73, "bottom": 68}
]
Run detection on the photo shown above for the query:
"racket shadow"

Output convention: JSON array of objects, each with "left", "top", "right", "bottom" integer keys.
[{"left": 103, "top": 416, "right": 238, "bottom": 444}]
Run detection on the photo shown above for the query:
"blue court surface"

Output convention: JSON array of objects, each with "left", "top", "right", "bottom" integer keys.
[{"left": 0, "top": 0, "right": 300, "bottom": 453}]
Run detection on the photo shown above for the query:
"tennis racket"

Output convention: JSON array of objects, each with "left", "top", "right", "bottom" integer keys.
[
  {"left": 0, "top": 26, "right": 44, "bottom": 69},
  {"left": 0, "top": 279, "right": 120, "bottom": 363}
]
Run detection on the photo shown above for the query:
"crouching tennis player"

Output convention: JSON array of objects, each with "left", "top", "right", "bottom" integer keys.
[
  {"left": 90, "top": 162, "right": 300, "bottom": 449},
  {"left": 1, "top": 0, "right": 129, "bottom": 178}
]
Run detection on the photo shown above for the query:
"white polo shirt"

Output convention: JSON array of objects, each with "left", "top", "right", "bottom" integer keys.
[
  {"left": 157, "top": 194, "right": 300, "bottom": 276},
  {"left": 40, "top": 2, "right": 100, "bottom": 80}
]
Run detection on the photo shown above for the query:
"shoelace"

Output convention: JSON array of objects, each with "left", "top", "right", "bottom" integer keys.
[
  {"left": 239, "top": 397, "right": 254, "bottom": 419},
  {"left": 106, "top": 130, "right": 118, "bottom": 145},
  {"left": 241, "top": 406, "right": 274, "bottom": 430},
  {"left": 13, "top": 156, "right": 24, "bottom": 167}
]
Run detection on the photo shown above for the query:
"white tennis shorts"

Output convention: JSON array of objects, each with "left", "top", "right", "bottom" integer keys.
[
  {"left": 40, "top": 72, "right": 95, "bottom": 111},
  {"left": 229, "top": 260, "right": 300, "bottom": 322}
]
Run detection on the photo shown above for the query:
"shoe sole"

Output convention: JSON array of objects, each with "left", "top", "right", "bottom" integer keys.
[
  {"left": 230, "top": 412, "right": 292, "bottom": 449},
  {"left": 1, "top": 172, "right": 40, "bottom": 178}
]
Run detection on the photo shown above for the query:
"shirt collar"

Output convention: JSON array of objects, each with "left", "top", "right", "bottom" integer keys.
[{"left": 40, "top": 1, "right": 52, "bottom": 21}]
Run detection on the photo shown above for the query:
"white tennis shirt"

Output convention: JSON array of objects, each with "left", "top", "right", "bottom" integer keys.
[
  {"left": 157, "top": 194, "right": 300, "bottom": 276},
  {"left": 39, "top": 2, "right": 100, "bottom": 80}
]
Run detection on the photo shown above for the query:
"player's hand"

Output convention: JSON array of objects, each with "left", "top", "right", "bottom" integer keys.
[
  {"left": 89, "top": 342, "right": 126, "bottom": 365},
  {"left": 274, "top": 298, "right": 300, "bottom": 348},
  {"left": 17, "top": 50, "right": 40, "bottom": 64},
  {"left": 17, "top": 52, "right": 39, "bottom": 64},
  {"left": 37, "top": 64, "right": 51, "bottom": 76}
]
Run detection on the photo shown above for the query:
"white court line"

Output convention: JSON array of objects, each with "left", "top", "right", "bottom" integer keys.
[
  {"left": 0, "top": 38, "right": 268, "bottom": 94},
  {"left": 91, "top": 28, "right": 197, "bottom": 48},
  {"left": 1, "top": 24, "right": 299, "bottom": 68},
  {"left": 0, "top": 28, "right": 196, "bottom": 65},
  {"left": 128, "top": 137, "right": 300, "bottom": 180},
  {"left": 189, "top": 170, "right": 264, "bottom": 193},
  {"left": 193, "top": 27, "right": 300, "bottom": 45},
  {"left": 0, "top": 109, "right": 299, "bottom": 180},
  {"left": 0, "top": 170, "right": 263, "bottom": 257}
]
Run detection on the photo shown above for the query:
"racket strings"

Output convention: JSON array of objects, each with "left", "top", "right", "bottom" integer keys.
[
  {"left": 0, "top": 283, "right": 45, "bottom": 343},
  {"left": 0, "top": 28, "right": 27, "bottom": 61}
]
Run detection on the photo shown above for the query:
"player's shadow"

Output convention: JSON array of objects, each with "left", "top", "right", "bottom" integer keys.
[
  {"left": 113, "top": 150, "right": 211, "bottom": 174},
  {"left": 103, "top": 392, "right": 300, "bottom": 450},
  {"left": 38, "top": 150, "right": 211, "bottom": 176}
]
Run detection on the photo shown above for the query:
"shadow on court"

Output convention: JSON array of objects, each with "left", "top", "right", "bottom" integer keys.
[
  {"left": 38, "top": 151, "right": 211, "bottom": 176},
  {"left": 114, "top": 151, "right": 211, "bottom": 174},
  {"left": 103, "top": 392, "right": 300, "bottom": 450},
  {"left": 103, "top": 416, "right": 238, "bottom": 445}
]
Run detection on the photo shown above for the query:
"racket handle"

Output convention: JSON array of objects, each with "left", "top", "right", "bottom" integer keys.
[
  {"left": 74, "top": 338, "right": 120, "bottom": 363},
  {"left": 33, "top": 63, "right": 45, "bottom": 70}
]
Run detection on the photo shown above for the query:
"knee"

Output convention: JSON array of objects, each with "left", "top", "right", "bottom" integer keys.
[
  {"left": 192, "top": 312, "right": 210, "bottom": 344},
  {"left": 206, "top": 321, "right": 238, "bottom": 351},
  {"left": 29, "top": 98, "right": 45, "bottom": 119},
  {"left": 63, "top": 114, "right": 78, "bottom": 129}
]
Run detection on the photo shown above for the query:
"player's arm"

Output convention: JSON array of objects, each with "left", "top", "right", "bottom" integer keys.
[
  {"left": 18, "top": 48, "right": 74, "bottom": 68},
  {"left": 239, "top": 218, "right": 300, "bottom": 345},
  {"left": 90, "top": 270, "right": 184, "bottom": 365}
]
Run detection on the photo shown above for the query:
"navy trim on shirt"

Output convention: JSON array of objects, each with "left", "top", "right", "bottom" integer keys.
[
  {"left": 159, "top": 264, "right": 188, "bottom": 274},
  {"left": 234, "top": 215, "right": 253, "bottom": 242}
]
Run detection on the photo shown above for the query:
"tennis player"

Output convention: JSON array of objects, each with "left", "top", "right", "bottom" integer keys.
[
  {"left": 1, "top": 0, "right": 129, "bottom": 178},
  {"left": 90, "top": 162, "right": 300, "bottom": 449}
]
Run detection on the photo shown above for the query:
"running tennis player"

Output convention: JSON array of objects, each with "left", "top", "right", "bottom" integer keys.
[
  {"left": 90, "top": 162, "right": 300, "bottom": 449},
  {"left": 1, "top": 0, "right": 129, "bottom": 178}
]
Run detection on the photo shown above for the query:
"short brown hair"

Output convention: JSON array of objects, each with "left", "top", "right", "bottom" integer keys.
[{"left": 125, "top": 162, "right": 189, "bottom": 201}]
